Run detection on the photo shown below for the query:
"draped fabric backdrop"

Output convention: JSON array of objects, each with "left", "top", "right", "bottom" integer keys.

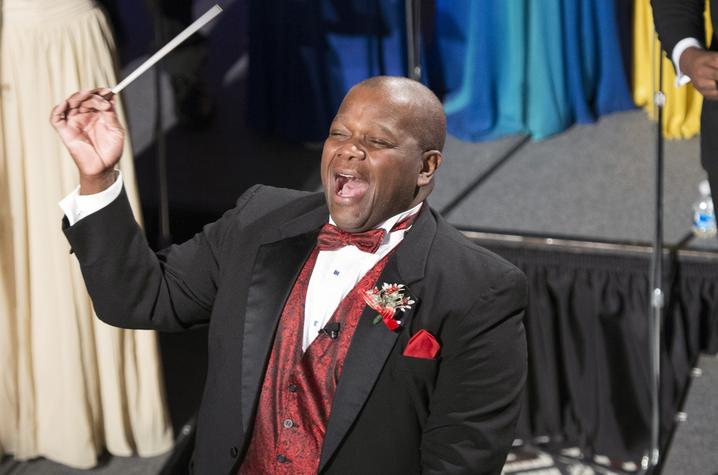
[
  {"left": 248, "top": 0, "right": 716, "bottom": 143},
  {"left": 483, "top": 242, "right": 718, "bottom": 463},
  {"left": 249, "top": 0, "right": 408, "bottom": 143},
  {"left": 249, "top": 0, "right": 637, "bottom": 144},
  {"left": 428, "top": 0, "right": 635, "bottom": 141},
  {"left": 632, "top": 0, "right": 712, "bottom": 139},
  {"left": 0, "top": 0, "right": 173, "bottom": 468}
]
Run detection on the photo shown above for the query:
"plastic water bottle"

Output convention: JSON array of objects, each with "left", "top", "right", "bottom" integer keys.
[{"left": 692, "top": 180, "right": 717, "bottom": 238}]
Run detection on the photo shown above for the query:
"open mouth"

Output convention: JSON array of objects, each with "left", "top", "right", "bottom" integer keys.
[{"left": 334, "top": 171, "right": 369, "bottom": 200}]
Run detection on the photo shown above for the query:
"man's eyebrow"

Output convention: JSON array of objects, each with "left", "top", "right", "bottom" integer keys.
[
  {"left": 332, "top": 114, "right": 398, "bottom": 139},
  {"left": 374, "top": 123, "right": 397, "bottom": 138}
]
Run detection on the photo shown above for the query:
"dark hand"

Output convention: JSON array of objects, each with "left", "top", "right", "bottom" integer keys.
[
  {"left": 50, "top": 88, "right": 124, "bottom": 194},
  {"left": 680, "top": 47, "right": 718, "bottom": 100}
]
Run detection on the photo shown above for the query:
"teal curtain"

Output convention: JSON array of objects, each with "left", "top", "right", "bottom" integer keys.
[
  {"left": 249, "top": 0, "right": 635, "bottom": 143},
  {"left": 429, "top": 0, "right": 635, "bottom": 141}
]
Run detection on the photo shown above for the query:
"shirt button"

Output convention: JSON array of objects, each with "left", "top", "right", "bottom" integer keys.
[
  {"left": 230, "top": 446, "right": 239, "bottom": 458},
  {"left": 288, "top": 383, "right": 299, "bottom": 392},
  {"left": 277, "top": 454, "right": 288, "bottom": 463},
  {"left": 282, "top": 418, "right": 294, "bottom": 428}
]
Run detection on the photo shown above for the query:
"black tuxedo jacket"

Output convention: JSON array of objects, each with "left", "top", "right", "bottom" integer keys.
[
  {"left": 652, "top": 0, "right": 718, "bottom": 176},
  {"left": 64, "top": 185, "right": 527, "bottom": 475}
]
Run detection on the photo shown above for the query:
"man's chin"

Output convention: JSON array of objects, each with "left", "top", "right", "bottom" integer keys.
[
  {"left": 328, "top": 208, "right": 372, "bottom": 232},
  {"left": 332, "top": 218, "right": 369, "bottom": 233}
]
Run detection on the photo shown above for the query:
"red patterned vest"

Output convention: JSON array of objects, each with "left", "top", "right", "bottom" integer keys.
[{"left": 238, "top": 248, "right": 393, "bottom": 474}]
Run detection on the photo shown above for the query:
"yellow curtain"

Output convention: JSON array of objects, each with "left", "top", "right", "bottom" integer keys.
[{"left": 633, "top": 0, "right": 713, "bottom": 139}]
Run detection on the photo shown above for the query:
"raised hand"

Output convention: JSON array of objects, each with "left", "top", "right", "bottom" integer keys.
[
  {"left": 51, "top": 88, "right": 124, "bottom": 194},
  {"left": 680, "top": 48, "right": 718, "bottom": 100}
]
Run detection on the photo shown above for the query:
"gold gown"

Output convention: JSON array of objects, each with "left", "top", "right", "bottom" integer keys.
[{"left": 0, "top": 0, "right": 173, "bottom": 468}]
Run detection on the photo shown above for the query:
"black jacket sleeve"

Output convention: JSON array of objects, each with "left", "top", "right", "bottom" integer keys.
[
  {"left": 651, "top": 0, "right": 707, "bottom": 56},
  {"left": 63, "top": 184, "right": 262, "bottom": 331}
]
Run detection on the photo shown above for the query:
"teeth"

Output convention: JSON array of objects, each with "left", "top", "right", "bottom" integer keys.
[{"left": 337, "top": 173, "right": 355, "bottom": 179}]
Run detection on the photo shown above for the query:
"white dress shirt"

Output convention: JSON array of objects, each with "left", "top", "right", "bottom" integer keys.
[
  {"left": 302, "top": 203, "right": 420, "bottom": 350},
  {"left": 59, "top": 174, "right": 422, "bottom": 351},
  {"left": 59, "top": 172, "right": 124, "bottom": 226},
  {"left": 672, "top": 37, "right": 703, "bottom": 86}
]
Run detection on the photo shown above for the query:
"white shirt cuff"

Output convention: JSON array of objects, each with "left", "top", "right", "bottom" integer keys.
[
  {"left": 59, "top": 172, "right": 123, "bottom": 226},
  {"left": 672, "top": 37, "right": 703, "bottom": 86}
]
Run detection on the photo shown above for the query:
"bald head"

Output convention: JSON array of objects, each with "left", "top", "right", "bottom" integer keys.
[
  {"left": 344, "top": 76, "right": 446, "bottom": 153},
  {"left": 322, "top": 76, "right": 445, "bottom": 231}
]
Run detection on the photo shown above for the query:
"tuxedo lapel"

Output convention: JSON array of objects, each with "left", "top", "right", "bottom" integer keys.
[
  {"left": 318, "top": 205, "right": 437, "bottom": 472},
  {"left": 240, "top": 204, "right": 327, "bottom": 433}
]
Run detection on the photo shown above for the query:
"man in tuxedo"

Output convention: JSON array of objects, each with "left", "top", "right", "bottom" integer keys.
[
  {"left": 652, "top": 0, "right": 718, "bottom": 197},
  {"left": 51, "top": 76, "right": 527, "bottom": 474}
]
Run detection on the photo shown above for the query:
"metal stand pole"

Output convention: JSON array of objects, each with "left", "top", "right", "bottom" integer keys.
[
  {"left": 644, "top": 39, "right": 665, "bottom": 474},
  {"left": 405, "top": 0, "right": 421, "bottom": 81}
]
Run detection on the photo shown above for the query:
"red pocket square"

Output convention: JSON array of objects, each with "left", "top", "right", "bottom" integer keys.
[{"left": 403, "top": 329, "right": 440, "bottom": 359}]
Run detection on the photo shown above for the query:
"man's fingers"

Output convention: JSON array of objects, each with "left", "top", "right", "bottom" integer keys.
[
  {"left": 62, "top": 88, "right": 111, "bottom": 110},
  {"left": 701, "top": 88, "right": 718, "bottom": 100},
  {"left": 50, "top": 100, "right": 70, "bottom": 127},
  {"left": 66, "top": 88, "right": 109, "bottom": 108},
  {"left": 698, "top": 62, "right": 718, "bottom": 81},
  {"left": 67, "top": 107, "right": 82, "bottom": 119},
  {"left": 66, "top": 89, "right": 95, "bottom": 109},
  {"left": 706, "top": 51, "right": 718, "bottom": 68},
  {"left": 99, "top": 107, "right": 123, "bottom": 131},
  {"left": 694, "top": 77, "right": 718, "bottom": 96},
  {"left": 99, "top": 88, "right": 114, "bottom": 101},
  {"left": 78, "top": 93, "right": 112, "bottom": 111},
  {"left": 51, "top": 89, "right": 122, "bottom": 137},
  {"left": 683, "top": 50, "right": 718, "bottom": 86},
  {"left": 696, "top": 87, "right": 718, "bottom": 98},
  {"left": 697, "top": 88, "right": 718, "bottom": 100},
  {"left": 58, "top": 92, "right": 113, "bottom": 121}
]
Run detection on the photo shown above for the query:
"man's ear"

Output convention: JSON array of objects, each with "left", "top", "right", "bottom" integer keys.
[{"left": 417, "top": 150, "right": 443, "bottom": 187}]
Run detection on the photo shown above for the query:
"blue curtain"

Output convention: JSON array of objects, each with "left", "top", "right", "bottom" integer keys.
[
  {"left": 249, "top": 0, "right": 634, "bottom": 143},
  {"left": 428, "top": 0, "right": 635, "bottom": 141},
  {"left": 248, "top": 0, "right": 406, "bottom": 142}
]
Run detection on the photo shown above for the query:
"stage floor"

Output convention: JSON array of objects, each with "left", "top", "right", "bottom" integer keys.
[{"left": 436, "top": 111, "right": 716, "bottom": 252}]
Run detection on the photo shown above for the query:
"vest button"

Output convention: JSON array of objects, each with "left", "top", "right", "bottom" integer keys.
[
  {"left": 230, "top": 446, "right": 239, "bottom": 458},
  {"left": 282, "top": 418, "right": 294, "bottom": 428},
  {"left": 288, "top": 383, "right": 299, "bottom": 392},
  {"left": 277, "top": 454, "right": 288, "bottom": 463}
]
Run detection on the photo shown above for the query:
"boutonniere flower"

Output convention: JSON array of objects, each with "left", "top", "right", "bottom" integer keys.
[{"left": 363, "top": 283, "right": 415, "bottom": 331}]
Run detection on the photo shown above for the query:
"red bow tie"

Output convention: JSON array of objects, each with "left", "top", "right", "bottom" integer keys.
[
  {"left": 317, "top": 225, "right": 385, "bottom": 253},
  {"left": 316, "top": 212, "right": 418, "bottom": 254}
]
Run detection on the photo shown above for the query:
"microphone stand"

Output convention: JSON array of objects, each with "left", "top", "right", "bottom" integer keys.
[
  {"left": 405, "top": 0, "right": 421, "bottom": 81},
  {"left": 644, "top": 35, "right": 665, "bottom": 474}
]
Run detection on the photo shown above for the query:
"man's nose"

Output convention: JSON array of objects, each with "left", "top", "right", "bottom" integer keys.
[{"left": 336, "top": 142, "right": 366, "bottom": 160}]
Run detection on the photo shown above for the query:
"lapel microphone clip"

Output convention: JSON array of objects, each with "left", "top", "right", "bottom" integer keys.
[{"left": 320, "top": 322, "right": 340, "bottom": 340}]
